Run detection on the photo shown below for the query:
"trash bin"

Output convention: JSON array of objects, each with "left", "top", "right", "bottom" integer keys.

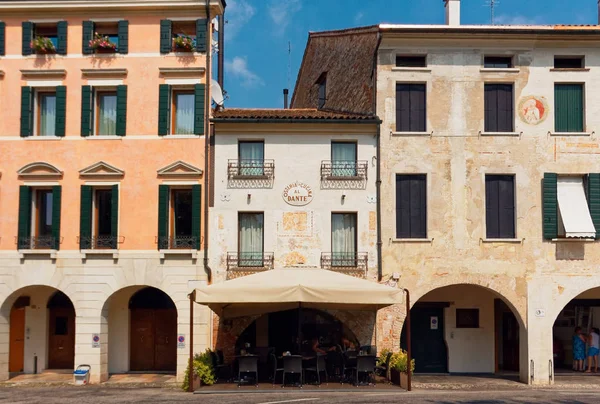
[{"left": 74, "top": 364, "right": 91, "bottom": 385}]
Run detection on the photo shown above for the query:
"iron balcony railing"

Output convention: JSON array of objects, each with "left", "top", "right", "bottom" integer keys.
[
  {"left": 320, "top": 252, "right": 368, "bottom": 274},
  {"left": 228, "top": 159, "right": 275, "bottom": 179},
  {"left": 227, "top": 252, "right": 275, "bottom": 271},
  {"left": 78, "top": 235, "right": 120, "bottom": 250},
  {"left": 320, "top": 160, "right": 368, "bottom": 180},
  {"left": 157, "top": 236, "right": 201, "bottom": 250},
  {"left": 17, "top": 236, "right": 59, "bottom": 250}
]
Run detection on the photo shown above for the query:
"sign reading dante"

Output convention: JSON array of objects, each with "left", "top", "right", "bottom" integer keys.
[{"left": 283, "top": 182, "right": 313, "bottom": 206}]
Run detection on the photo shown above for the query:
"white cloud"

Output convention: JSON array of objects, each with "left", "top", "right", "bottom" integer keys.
[
  {"left": 225, "top": 56, "right": 265, "bottom": 89},
  {"left": 224, "top": 0, "right": 256, "bottom": 40},
  {"left": 354, "top": 11, "right": 364, "bottom": 25},
  {"left": 268, "top": 0, "right": 302, "bottom": 34},
  {"left": 494, "top": 14, "right": 547, "bottom": 25}
]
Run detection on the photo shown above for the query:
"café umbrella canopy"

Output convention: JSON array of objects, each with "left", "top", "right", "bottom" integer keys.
[{"left": 194, "top": 268, "right": 404, "bottom": 318}]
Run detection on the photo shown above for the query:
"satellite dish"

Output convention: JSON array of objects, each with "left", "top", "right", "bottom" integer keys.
[
  {"left": 211, "top": 17, "right": 219, "bottom": 32},
  {"left": 211, "top": 79, "right": 224, "bottom": 106}
]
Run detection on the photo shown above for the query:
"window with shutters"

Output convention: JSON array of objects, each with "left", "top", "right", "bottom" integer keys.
[
  {"left": 170, "top": 188, "right": 194, "bottom": 248},
  {"left": 158, "top": 84, "right": 204, "bottom": 136},
  {"left": 79, "top": 185, "right": 119, "bottom": 249},
  {"left": 18, "top": 186, "right": 62, "bottom": 250},
  {"left": 484, "top": 83, "right": 514, "bottom": 133},
  {"left": 172, "top": 89, "right": 195, "bottom": 134},
  {"left": 396, "top": 83, "right": 426, "bottom": 132},
  {"left": 161, "top": 20, "right": 206, "bottom": 53},
  {"left": 81, "top": 85, "right": 126, "bottom": 137},
  {"left": 35, "top": 90, "right": 57, "bottom": 137},
  {"left": 32, "top": 24, "right": 58, "bottom": 53},
  {"left": 396, "top": 55, "right": 427, "bottom": 68},
  {"left": 94, "top": 188, "right": 115, "bottom": 248},
  {"left": 95, "top": 90, "right": 117, "bottom": 136},
  {"left": 483, "top": 56, "right": 513, "bottom": 69},
  {"left": 83, "top": 20, "right": 128, "bottom": 55},
  {"left": 395, "top": 174, "right": 427, "bottom": 239},
  {"left": 485, "top": 175, "right": 515, "bottom": 239},
  {"left": 157, "top": 184, "right": 201, "bottom": 250},
  {"left": 555, "top": 84, "right": 585, "bottom": 133}
]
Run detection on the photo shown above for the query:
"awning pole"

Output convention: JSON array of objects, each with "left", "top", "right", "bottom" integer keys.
[
  {"left": 188, "top": 289, "right": 196, "bottom": 393},
  {"left": 406, "top": 289, "right": 412, "bottom": 392}
]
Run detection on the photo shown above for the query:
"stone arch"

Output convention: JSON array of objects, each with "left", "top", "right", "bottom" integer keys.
[
  {"left": 17, "top": 162, "right": 63, "bottom": 178},
  {"left": 547, "top": 281, "right": 600, "bottom": 325}
]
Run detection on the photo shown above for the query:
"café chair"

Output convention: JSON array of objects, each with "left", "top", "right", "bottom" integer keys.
[
  {"left": 282, "top": 355, "right": 303, "bottom": 388},
  {"left": 238, "top": 356, "right": 259, "bottom": 387},
  {"left": 304, "top": 354, "right": 328, "bottom": 385},
  {"left": 269, "top": 353, "right": 284, "bottom": 385},
  {"left": 354, "top": 355, "right": 377, "bottom": 387}
]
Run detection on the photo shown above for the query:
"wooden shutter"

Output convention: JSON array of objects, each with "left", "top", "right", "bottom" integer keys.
[
  {"left": 484, "top": 84, "right": 497, "bottom": 132},
  {"left": 588, "top": 174, "right": 600, "bottom": 239},
  {"left": 57, "top": 21, "right": 68, "bottom": 55},
  {"left": 111, "top": 185, "right": 119, "bottom": 248},
  {"left": 81, "top": 85, "right": 93, "bottom": 136},
  {"left": 194, "top": 83, "right": 205, "bottom": 135},
  {"left": 555, "top": 84, "right": 584, "bottom": 133},
  {"left": 0, "top": 22, "right": 6, "bottom": 56},
  {"left": 118, "top": 20, "right": 129, "bottom": 54},
  {"left": 116, "top": 85, "right": 127, "bottom": 136},
  {"left": 195, "top": 19, "right": 207, "bottom": 53},
  {"left": 543, "top": 173, "right": 558, "bottom": 240},
  {"left": 396, "top": 84, "right": 410, "bottom": 132},
  {"left": 486, "top": 175, "right": 515, "bottom": 238},
  {"left": 158, "top": 84, "right": 171, "bottom": 135},
  {"left": 82, "top": 20, "right": 94, "bottom": 55},
  {"left": 22, "top": 22, "right": 33, "bottom": 56},
  {"left": 51, "top": 186, "right": 62, "bottom": 250},
  {"left": 158, "top": 185, "right": 169, "bottom": 248},
  {"left": 17, "top": 186, "right": 32, "bottom": 249},
  {"left": 396, "top": 175, "right": 426, "bottom": 238},
  {"left": 160, "top": 20, "right": 172, "bottom": 53},
  {"left": 20, "top": 86, "right": 33, "bottom": 137},
  {"left": 192, "top": 184, "right": 201, "bottom": 250},
  {"left": 55, "top": 86, "right": 67, "bottom": 137},
  {"left": 485, "top": 176, "right": 500, "bottom": 238},
  {"left": 410, "top": 84, "right": 426, "bottom": 132},
  {"left": 80, "top": 185, "right": 93, "bottom": 249},
  {"left": 497, "top": 84, "right": 514, "bottom": 132}
]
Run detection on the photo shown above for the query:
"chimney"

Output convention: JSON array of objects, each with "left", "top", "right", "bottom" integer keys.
[
  {"left": 283, "top": 88, "right": 289, "bottom": 109},
  {"left": 444, "top": 0, "right": 460, "bottom": 26}
]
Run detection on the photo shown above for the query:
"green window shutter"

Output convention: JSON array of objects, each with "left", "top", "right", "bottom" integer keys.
[
  {"left": 80, "top": 185, "right": 92, "bottom": 249},
  {"left": 555, "top": 84, "right": 584, "bottom": 133},
  {"left": 158, "top": 84, "right": 171, "bottom": 135},
  {"left": 82, "top": 20, "right": 94, "bottom": 55},
  {"left": 194, "top": 83, "right": 205, "bottom": 135},
  {"left": 160, "top": 20, "right": 172, "bottom": 54},
  {"left": 111, "top": 184, "right": 119, "bottom": 248},
  {"left": 195, "top": 19, "right": 207, "bottom": 53},
  {"left": 55, "top": 85, "right": 67, "bottom": 137},
  {"left": 22, "top": 22, "right": 33, "bottom": 56},
  {"left": 52, "top": 186, "right": 62, "bottom": 250},
  {"left": 118, "top": 20, "right": 129, "bottom": 54},
  {"left": 116, "top": 85, "right": 127, "bottom": 136},
  {"left": 57, "top": 21, "right": 68, "bottom": 55},
  {"left": 192, "top": 184, "right": 201, "bottom": 250},
  {"left": 81, "top": 86, "right": 93, "bottom": 137},
  {"left": 20, "top": 86, "right": 33, "bottom": 137},
  {"left": 158, "top": 185, "right": 169, "bottom": 248},
  {"left": 588, "top": 174, "right": 600, "bottom": 239},
  {"left": 0, "top": 22, "right": 6, "bottom": 56},
  {"left": 543, "top": 173, "right": 558, "bottom": 240},
  {"left": 17, "top": 186, "right": 32, "bottom": 249}
]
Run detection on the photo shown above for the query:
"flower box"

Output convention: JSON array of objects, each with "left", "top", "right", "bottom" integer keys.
[
  {"left": 172, "top": 35, "right": 195, "bottom": 52},
  {"left": 90, "top": 33, "right": 117, "bottom": 53},
  {"left": 31, "top": 37, "right": 56, "bottom": 54}
]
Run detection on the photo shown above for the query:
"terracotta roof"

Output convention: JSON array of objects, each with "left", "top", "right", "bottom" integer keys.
[{"left": 212, "top": 108, "right": 378, "bottom": 122}]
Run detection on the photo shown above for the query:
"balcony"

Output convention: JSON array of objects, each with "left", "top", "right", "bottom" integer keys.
[
  {"left": 157, "top": 236, "right": 201, "bottom": 250},
  {"left": 78, "top": 235, "right": 120, "bottom": 250},
  {"left": 320, "top": 252, "right": 368, "bottom": 277},
  {"left": 228, "top": 159, "right": 275, "bottom": 179},
  {"left": 17, "top": 236, "right": 58, "bottom": 250},
  {"left": 320, "top": 161, "right": 368, "bottom": 181},
  {"left": 227, "top": 252, "right": 274, "bottom": 278}
]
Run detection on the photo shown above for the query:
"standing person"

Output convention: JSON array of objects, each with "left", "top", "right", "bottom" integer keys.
[
  {"left": 573, "top": 327, "right": 586, "bottom": 371},
  {"left": 586, "top": 328, "right": 600, "bottom": 373}
]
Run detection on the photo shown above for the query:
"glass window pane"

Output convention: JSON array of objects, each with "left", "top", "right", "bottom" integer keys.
[
  {"left": 96, "top": 189, "right": 113, "bottom": 237},
  {"left": 38, "top": 190, "right": 53, "bottom": 236},
  {"left": 39, "top": 94, "right": 56, "bottom": 137},
  {"left": 239, "top": 142, "right": 265, "bottom": 176},
  {"left": 172, "top": 190, "right": 193, "bottom": 237},
  {"left": 98, "top": 93, "right": 117, "bottom": 136},
  {"left": 174, "top": 93, "right": 195, "bottom": 134},
  {"left": 239, "top": 213, "right": 264, "bottom": 266},
  {"left": 331, "top": 213, "right": 356, "bottom": 266},
  {"left": 331, "top": 142, "right": 357, "bottom": 176}
]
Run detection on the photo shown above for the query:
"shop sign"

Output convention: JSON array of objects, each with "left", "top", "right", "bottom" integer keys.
[{"left": 282, "top": 182, "right": 313, "bottom": 206}]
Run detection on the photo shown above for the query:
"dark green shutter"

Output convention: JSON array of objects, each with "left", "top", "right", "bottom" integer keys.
[
  {"left": 57, "top": 21, "right": 68, "bottom": 55},
  {"left": 158, "top": 185, "right": 169, "bottom": 248},
  {"left": 17, "top": 186, "right": 32, "bottom": 249},
  {"left": 20, "top": 86, "right": 33, "bottom": 137},
  {"left": 555, "top": 84, "right": 584, "bottom": 133},
  {"left": 111, "top": 185, "right": 119, "bottom": 248},
  {"left": 543, "top": 173, "right": 558, "bottom": 240},
  {"left": 82, "top": 20, "right": 94, "bottom": 55},
  {"left": 118, "top": 20, "right": 129, "bottom": 54},
  {"left": 55, "top": 85, "right": 67, "bottom": 137},
  {"left": 22, "top": 22, "right": 33, "bottom": 56},
  {"left": 588, "top": 174, "right": 600, "bottom": 240},
  {"left": 160, "top": 20, "right": 172, "bottom": 53},
  {"left": 158, "top": 84, "right": 171, "bottom": 135},
  {"left": 116, "top": 85, "right": 127, "bottom": 136},
  {"left": 81, "top": 85, "right": 93, "bottom": 136},
  {"left": 80, "top": 185, "right": 92, "bottom": 249},
  {"left": 0, "top": 22, "right": 6, "bottom": 56},
  {"left": 195, "top": 19, "right": 207, "bottom": 53},
  {"left": 52, "top": 186, "right": 62, "bottom": 250},
  {"left": 192, "top": 185, "right": 201, "bottom": 250},
  {"left": 194, "top": 83, "right": 205, "bottom": 135}
]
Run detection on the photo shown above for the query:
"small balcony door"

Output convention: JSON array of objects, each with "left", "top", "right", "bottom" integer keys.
[
  {"left": 239, "top": 141, "right": 264, "bottom": 176},
  {"left": 239, "top": 212, "right": 264, "bottom": 267},
  {"left": 331, "top": 213, "right": 357, "bottom": 267},
  {"left": 331, "top": 142, "right": 357, "bottom": 177},
  {"left": 171, "top": 189, "right": 193, "bottom": 248}
]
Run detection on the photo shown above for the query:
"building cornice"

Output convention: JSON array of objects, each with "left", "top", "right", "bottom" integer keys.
[{"left": 0, "top": 0, "right": 225, "bottom": 13}]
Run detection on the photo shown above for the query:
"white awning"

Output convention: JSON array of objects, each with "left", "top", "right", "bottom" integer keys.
[{"left": 557, "top": 177, "right": 596, "bottom": 238}]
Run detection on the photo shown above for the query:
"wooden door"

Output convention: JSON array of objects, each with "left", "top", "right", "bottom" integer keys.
[
  {"left": 48, "top": 307, "right": 75, "bottom": 369},
  {"left": 9, "top": 307, "right": 25, "bottom": 372},
  {"left": 130, "top": 309, "right": 155, "bottom": 371},
  {"left": 502, "top": 312, "right": 520, "bottom": 371},
  {"left": 154, "top": 309, "right": 177, "bottom": 371},
  {"left": 405, "top": 306, "right": 447, "bottom": 373}
]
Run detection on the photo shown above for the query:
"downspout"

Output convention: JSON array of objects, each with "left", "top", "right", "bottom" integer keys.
[
  {"left": 218, "top": 9, "right": 225, "bottom": 90},
  {"left": 374, "top": 32, "right": 383, "bottom": 283},
  {"left": 204, "top": 0, "right": 212, "bottom": 283}
]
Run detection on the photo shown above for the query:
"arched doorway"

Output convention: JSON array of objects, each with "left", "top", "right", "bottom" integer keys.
[
  {"left": 46, "top": 291, "right": 76, "bottom": 369},
  {"left": 129, "top": 287, "right": 177, "bottom": 372}
]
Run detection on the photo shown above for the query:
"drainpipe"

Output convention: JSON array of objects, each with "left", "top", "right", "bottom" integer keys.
[
  {"left": 376, "top": 121, "right": 382, "bottom": 282},
  {"left": 203, "top": 0, "right": 213, "bottom": 283},
  {"left": 218, "top": 11, "right": 225, "bottom": 90}
]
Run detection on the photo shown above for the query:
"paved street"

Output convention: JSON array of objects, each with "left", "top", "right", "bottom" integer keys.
[{"left": 0, "top": 386, "right": 600, "bottom": 404}]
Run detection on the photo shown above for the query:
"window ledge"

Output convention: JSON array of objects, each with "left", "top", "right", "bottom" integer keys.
[
  {"left": 163, "top": 135, "right": 200, "bottom": 139},
  {"left": 84, "top": 136, "right": 123, "bottom": 140},
  {"left": 231, "top": 175, "right": 271, "bottom": 180},
  {"left": 18, "top": 249, "right": 57, "bottom": 259},
  {"left": 391, "top": 131, "right": 431, "bottom": 137},
  {"left": 391, "top": 238, "right": 433, "bottom": 243},
  {"left": 159, "top": 249, "right": 199, "bottom": 259},
  {"left": 549, "top": 132, "right": 592, "bottom": 137},
  {"left": 551, "top": 238, "right": 596, "bottom": 243},
  {"left": 24, "top": 136, "right": 62, "bottom": 141},
  {"left": 392, "top": 67, "right": 431, "bottom": 72},
  {"left": 81, "top": 249, "right": 119, "bottom": 259},
  {"left": 481, "top": 238, "right": 523, "bottom": 244},
  {"left": 550, "top": 68, "right": 590, "bottom": 72},
  {"left": 480, "top": 131, "right": 521, "bottom": 137},
  {"left": 480, "top": 68, "right": 520, "bottom": 73}
]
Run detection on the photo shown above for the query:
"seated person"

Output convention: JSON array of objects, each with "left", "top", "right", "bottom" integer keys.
[
  {"left": 341, "top": 337, "right": 356, "bottom": 351},
  {"left": 311, "top": 337, "right": 335, "bottom": 355}
]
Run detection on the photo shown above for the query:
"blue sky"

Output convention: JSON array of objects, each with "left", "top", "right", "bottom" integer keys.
[{"left": 220, "top": 0, "right": 597, "bottom": 109}]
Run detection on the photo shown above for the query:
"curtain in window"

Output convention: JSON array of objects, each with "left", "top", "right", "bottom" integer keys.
[
  {"left": 40, "top": 94, "right": 56, "bottom": 136},
  {"left": 175, "top": 93, "right": 194, "bottom": 134},
  {"left": 332, "top": 213, "right": 356, "bottom": 267},
  {"left": 98, "top": 94, "right": 117, "bottom": 136},
  {"left": 331, "top": 143, "right": 357, "bottom": 177},
  {"left": 239, "top": 213, "right": 264, "bottom": 267},
  {"left": 239, "top": 142, "right": 264, "bottom": 176}
]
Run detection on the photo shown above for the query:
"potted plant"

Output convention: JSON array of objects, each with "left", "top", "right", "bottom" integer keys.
[
  {"left": 30, "top": 36, "right": 56, "bottom": 54},
  {"left": 89, "top": 32, "right": 117, "bottom": 53},
  {"left": 172, "top": 35, "right": 195, "bottom": 52},
  {"left": 389, "top": 350, "right": 415, "bottom": 389},
  {"left": 182, "top": 349, "right": 216, "bottom": 391}
]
